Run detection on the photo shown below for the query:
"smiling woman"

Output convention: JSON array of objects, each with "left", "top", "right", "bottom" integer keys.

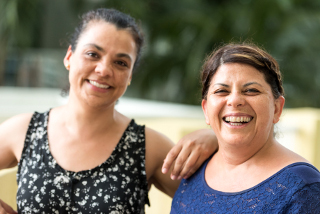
[
  {"left": 65, "top": 21, "right": 137, "bottom": 108},
  {"left": 171, "top": 43, "right": 320, "bottom": 213},
  {"left": 0, "top": 8, "right": 218, "bottom": 213},
  {"left": 203, "top": 63, "right": 283, "bottom": 151}
]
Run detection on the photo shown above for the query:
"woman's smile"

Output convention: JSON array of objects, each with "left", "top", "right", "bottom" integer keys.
[
  {"left": 84, "top": 79, "right": 113, "bottom": 94},
  {"left": 88, "top": 80, "right": 111, "bottom": 89},
  {"left": 223, "top": 115, "right": 254, "bottom": 126}
]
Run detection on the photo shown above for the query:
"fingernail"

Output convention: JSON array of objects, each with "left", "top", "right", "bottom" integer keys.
[
  {"left": 177, "top": 176, "right": 182, "bottom": 180},
  {"left": 171, "top": 175, "right": 177, "bottom": 180},
  {"left": 162, "top": 168, "right": 167, "bottom": 174}
]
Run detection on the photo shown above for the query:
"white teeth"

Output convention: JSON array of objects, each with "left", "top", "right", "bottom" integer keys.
[
  {"left": 230, "top": 122, "right": 243, "bottom": 126},
  {"left": 89, "top": 80, "right": 110, "bottom": 89},
  {"left": 224, "top": 116, "right": 252, "bottom": 123}
]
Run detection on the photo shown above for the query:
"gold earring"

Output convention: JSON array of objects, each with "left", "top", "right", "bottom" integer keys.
[
  {"left": 128, "top": 81, "right": 131, "bottom": 86},
  {"left": 66, "top": 64, "right": 70, "bottom": 70}
]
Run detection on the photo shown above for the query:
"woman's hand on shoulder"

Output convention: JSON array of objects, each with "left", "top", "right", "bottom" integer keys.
[
  {"left": 0, "top": 113, "right": 33, "bottom": 169},
  {"left": 162, "top": 129, "right": 218, "bottom": 180},
  {"left": 0, "top": 199, "right": 17, "bottom": 214}
]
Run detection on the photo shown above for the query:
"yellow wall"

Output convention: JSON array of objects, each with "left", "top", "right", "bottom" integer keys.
[{"left": 279, "top": 108, "right": 320, "bottom": 169}]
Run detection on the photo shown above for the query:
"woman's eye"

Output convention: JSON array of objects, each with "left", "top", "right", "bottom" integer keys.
[
  {"left": 115, "top": 61, "right": 128, "bottom": 67},
  {"left": 86, "top": 52, "right": 99, "bottom": 58},
  {"left": 214, "top": 89, "right": 229, "bottom": 94},
  {"left": 244, "top": 88, "right": 260, "bottom": 94}
]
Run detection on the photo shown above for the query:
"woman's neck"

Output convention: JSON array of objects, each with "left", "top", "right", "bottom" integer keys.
[
  {"left": 205, "top": 139, "right": 277, "bottom": 192},
  {"left": 58, "top": 94, "right": 124, "bottom": 137},
  {"left": 217, "top": 139, "right": 274, "bottom": 167}
]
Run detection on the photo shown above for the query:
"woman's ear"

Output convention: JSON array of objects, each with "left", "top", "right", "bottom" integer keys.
[
  {"left": 273, "top": 96, "right": 285, "bottom": 124},
  {"left": 202, "top": 99, "right": 210, "bottom": 125},
  {"left": 128, "top": 73, "right": 133, "bottom": 84},
  {"left": 63, "top": 45, "right": 73, "bottom": 70}
]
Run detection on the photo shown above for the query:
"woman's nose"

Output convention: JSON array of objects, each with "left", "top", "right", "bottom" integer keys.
[
  {"left": 95, "top": 61, "right": 113, "bottom": 77},
  {"left": 227, "top": 91, "right": 245, "bottom": 107}
]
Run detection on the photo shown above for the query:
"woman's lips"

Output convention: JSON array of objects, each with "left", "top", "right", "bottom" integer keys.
[
  {"left": 223, "top": 116, "right": 254, "bottom": 126},
  {"left": 88, "top": 80, "right": 110, "bottom": 89}
]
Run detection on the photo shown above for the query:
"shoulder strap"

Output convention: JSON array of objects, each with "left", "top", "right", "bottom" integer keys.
[{"left": 17, "top": 111, "right": 49, "bottom": 179}]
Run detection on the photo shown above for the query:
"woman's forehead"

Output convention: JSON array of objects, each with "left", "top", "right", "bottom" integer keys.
[
  {"left": 213, "top": 63, "right": 264, "bottom": 81},
  {"left": 79, "top": 21, "right": 126, "bottom": 40},
  {"left": 76, "top": 21, "right": 137, "bottom": 57}
]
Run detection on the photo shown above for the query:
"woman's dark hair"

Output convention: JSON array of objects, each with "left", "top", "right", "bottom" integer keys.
[
  {"left": 70, "top": 8, "right": 144, "bottom": 71},
  {"left": 201, "top": 43, "right": 284, "bottom": 100}
]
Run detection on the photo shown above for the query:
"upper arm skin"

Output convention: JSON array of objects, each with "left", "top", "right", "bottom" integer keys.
[
  {"left": 0, "top": 113, "right": 32, "bottom": 169},
  {"left": 145, "top": 127, "right": 180, "bottom": 198}
]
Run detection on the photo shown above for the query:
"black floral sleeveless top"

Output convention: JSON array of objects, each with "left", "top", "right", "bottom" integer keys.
[{"left": 17, "top": 111, "right": 149, "bottom": 214}]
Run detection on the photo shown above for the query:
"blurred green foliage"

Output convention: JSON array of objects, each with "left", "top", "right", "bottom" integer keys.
[{"left": 1, "top": 0, "right": 320, "bottom": 107}]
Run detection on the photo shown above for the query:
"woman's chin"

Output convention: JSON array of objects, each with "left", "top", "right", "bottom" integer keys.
[{"left": 218, "top": 133, "right": 254, "bottom": 148}]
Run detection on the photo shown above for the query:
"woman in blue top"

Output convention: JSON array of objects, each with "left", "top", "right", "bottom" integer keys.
[{"left": 171, "top": 43, "right": 320, "bottom": 213}]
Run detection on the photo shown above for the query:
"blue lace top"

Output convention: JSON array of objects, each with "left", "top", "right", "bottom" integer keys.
[{"left": 171, "top": 158, "right": 320, "bottom": 214}]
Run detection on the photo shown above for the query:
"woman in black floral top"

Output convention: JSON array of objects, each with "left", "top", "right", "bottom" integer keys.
[{"left": 0, "top": 8, "right": 217, "bottom": 213}]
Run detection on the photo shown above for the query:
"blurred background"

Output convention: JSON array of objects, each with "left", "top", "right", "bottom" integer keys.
[
  {"left": 1, "top": 0, "right": 320, "bottom": 213},
  {"left": 1, "top": 0, "right": 320, "bottom": 107}
]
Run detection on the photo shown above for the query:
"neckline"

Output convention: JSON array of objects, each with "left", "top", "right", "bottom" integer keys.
[
  {"left": 201, "top": 158, "right": 315, "bottom": 195},
  {"left": 44, "top": 109, "right": 134, "bottom": 176}
]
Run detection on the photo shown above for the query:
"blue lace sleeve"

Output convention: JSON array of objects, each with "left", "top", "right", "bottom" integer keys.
[{"left": 284, "top": 183, "right": 320, "bottom": 213}]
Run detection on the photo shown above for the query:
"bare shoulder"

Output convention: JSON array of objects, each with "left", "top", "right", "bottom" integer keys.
[
  {"left": 145, "top": 127, "right": 173, "bottom": 145},
  {"left": 0, "top": 113, "right": 33, "bottom": 135},
  {"left": 285, "top": 147, "right": 309, "bottom": 163},
  {"left": 144, "top": 127, "right": 175, "bottom": 178},
  {"left": 0, "top": 113, "right": 33, "bottom": 167},
  {"left": 274, "top": 142, "right": 310, "bottom": 166}
]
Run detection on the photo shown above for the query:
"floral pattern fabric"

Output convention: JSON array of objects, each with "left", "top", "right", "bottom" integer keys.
[
  {"left": 171, "top": 158, "right": 320, "bottom": 214},
  {"left": 17, "top": 111, "right": 149, "bottom": 214}
]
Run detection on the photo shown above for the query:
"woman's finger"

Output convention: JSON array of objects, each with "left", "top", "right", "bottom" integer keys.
[
  {"left": 169, "top": 144, "right": 192, "bottom": 180},
  {"left": 0, "top": 199, "right": 17, "bottom": 214},
  {"left": 175, "top": 150, "right": 201, "bottom": 179},
  {"left": 162, "top": 144, "right": 182, "bottom": 174}
]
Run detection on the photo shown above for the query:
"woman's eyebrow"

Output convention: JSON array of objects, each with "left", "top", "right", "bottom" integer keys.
[
  {"left": 84, "top": 43, "right": 105, "bottom": 52},
  {"left": 213, "top": 83, "right": 229, "bottom": 87},
  {"left": 244, "top": 82, "right": 262, "bottom": 87}
]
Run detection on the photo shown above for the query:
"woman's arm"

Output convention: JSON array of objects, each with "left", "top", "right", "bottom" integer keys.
[
  {"left": 145, "top": 128, "right": 217, "bottom": 197},
  {"left": 145, "top": 127, "right": 180, "bottom": 197},
  {"left": 0, "top": 199, "right": 17, "bottom": 214},
  {"left": 0, "top": 113, "right": 31, "bottom": 213},
  {"left": 0, "top": 113, "right": 31, "bottom": 169}
]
